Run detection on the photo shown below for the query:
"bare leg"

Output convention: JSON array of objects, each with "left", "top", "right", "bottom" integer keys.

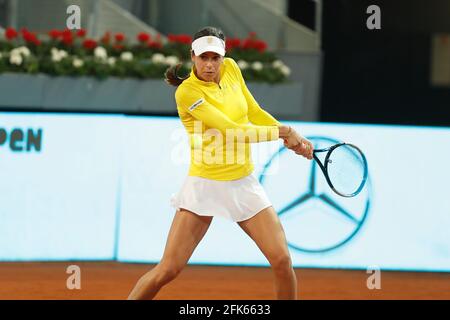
[
  {"left": 237, "top": 206, "right": 297, "bottom": 300},
  {"left": 127, "top": 209, "right": 213, "bottom": 300}
]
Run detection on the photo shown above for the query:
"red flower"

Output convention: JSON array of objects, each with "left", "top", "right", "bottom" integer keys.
[
  {"left": 54, "top": 29, "right": 73, "bottom": 46},
  {"left": 31, "top": 38, "right": 41, "bottom": 46},
  {"left": 225, "top": 39, "right": 233, "bottom": 51},
  {"left": 242, "top": 38, "right": 255, "bottom": 49},
  {"left": 226, "top": 38, "right": 241, "bottom": 51},
  {"left": 179, "top": 34, "right": 192, "bottom": 44},
  {"left": 242, "top": 38, "right": 268, "bottom": 52},
  {"left": 239, "top": 32, "right": 267, "bottom": 51},
  {"left": 137, "top": 32, "right": 150, "bottom": 43},
  {"left": 22, "top": 30, "right": 39, "bottom": 44},
  {"left": 61, "top": 28, "right": 72, "bottom": 39},
  {"left": 5, "top": 27, "right": 18, "bottom": 40},
  {"left": 21, "top": 28, "right": 31, "bottom": 40},
  {"left": 168, "top": 34, "right": 177, "bottom": 42},
  {"left": 76, "top": 28, "right": 86, "bottom": 37},
  {"left": 20, "top": 27, "right": 29, "bottom": 36},
  {"left": 115, "top": 33, "right": 125, "bottom": 42},
  {"left": 101, "top": 31, "right": 111, "bottom": 45},
  {"left": 168, "top": 34, "right": 192, "bottom": 44},
  {"left": 62, "top": 34, "right": 73, "bottom": 46},
  {"left": 83, "top": 39, "right": 97, "bottom": 50},
  {"left": 254, "top": 40, "right": 267, "bottom": 52},
  {"left": 113, "top": 44, "right": 125, "bottom": 50},
  {"left": 48, "top": 29, "right": 61, "bottom": 40},
  {"left": 147, "top": 41, "right": 162, "bottom": 49},
  {"left": 148, "top": 33, "right": 162, "bottom": 49}
]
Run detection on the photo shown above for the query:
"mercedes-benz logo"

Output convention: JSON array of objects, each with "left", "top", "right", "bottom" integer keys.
[{"left": 259, "top": 136, "right": 371, "bottom": 253}]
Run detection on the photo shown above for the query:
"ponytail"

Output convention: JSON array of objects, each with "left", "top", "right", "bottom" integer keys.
[{"left": 164, "top": 63, "right": 189, "bottom": 87}]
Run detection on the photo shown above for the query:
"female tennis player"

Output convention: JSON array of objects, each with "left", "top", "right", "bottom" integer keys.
[{"left": 127, "top": 26, "right": 313, "bottom": 300}]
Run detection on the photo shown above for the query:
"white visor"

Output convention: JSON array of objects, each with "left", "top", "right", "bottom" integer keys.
[{"left": 191, "top": 36, "right": 226, "bottom": 56}]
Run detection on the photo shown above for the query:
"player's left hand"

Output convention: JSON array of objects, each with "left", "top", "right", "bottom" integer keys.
[{"left": 283, "top": 134, "right": 313, "bottom": 160}]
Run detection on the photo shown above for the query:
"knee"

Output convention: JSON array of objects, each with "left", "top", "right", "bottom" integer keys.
[
  {"left": 270, "top": 253, "right": 293, "bottom": 273},
  {"left": 153, "top": 263, "right": 183, "bottom": 285}
]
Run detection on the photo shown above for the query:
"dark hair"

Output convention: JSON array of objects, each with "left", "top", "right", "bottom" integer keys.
[{"left": 164, "top": 26, "right": 226, "bottom": 87}]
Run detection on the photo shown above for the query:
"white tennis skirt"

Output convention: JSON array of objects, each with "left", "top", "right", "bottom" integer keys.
[{"left": 169, "top": 173, "right": 273, "bottom": 222}]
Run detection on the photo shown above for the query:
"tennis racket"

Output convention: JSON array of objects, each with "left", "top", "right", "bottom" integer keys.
[{"left": 312, "top": 142, "right": 368, "bottom": 197}]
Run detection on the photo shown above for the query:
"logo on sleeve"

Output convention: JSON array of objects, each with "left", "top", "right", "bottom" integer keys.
[{"left": 188, "top": 98, "right": 204, "bottom": 111}]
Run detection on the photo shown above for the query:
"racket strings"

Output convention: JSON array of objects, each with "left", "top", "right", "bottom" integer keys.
[{"left": 327, "top": 145, "right": 366, "bottom": 196}]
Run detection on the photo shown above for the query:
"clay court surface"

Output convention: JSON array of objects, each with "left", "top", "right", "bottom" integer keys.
[{"left": 0, "top": 262, "right": 448, "bottom": 300}]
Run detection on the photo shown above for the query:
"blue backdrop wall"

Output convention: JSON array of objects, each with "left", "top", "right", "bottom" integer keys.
[{"left": 0, "top": 112, "right": 449, "bottom": 272}]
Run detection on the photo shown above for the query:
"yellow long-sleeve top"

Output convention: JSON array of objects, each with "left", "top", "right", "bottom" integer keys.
[{"left": 175, "top": 57, "right": 281, "bottom": 181}]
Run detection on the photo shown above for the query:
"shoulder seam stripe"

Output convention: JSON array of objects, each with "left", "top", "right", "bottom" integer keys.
[{"left": 188, "top": 98, "right": 204, "bottom": 111}]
